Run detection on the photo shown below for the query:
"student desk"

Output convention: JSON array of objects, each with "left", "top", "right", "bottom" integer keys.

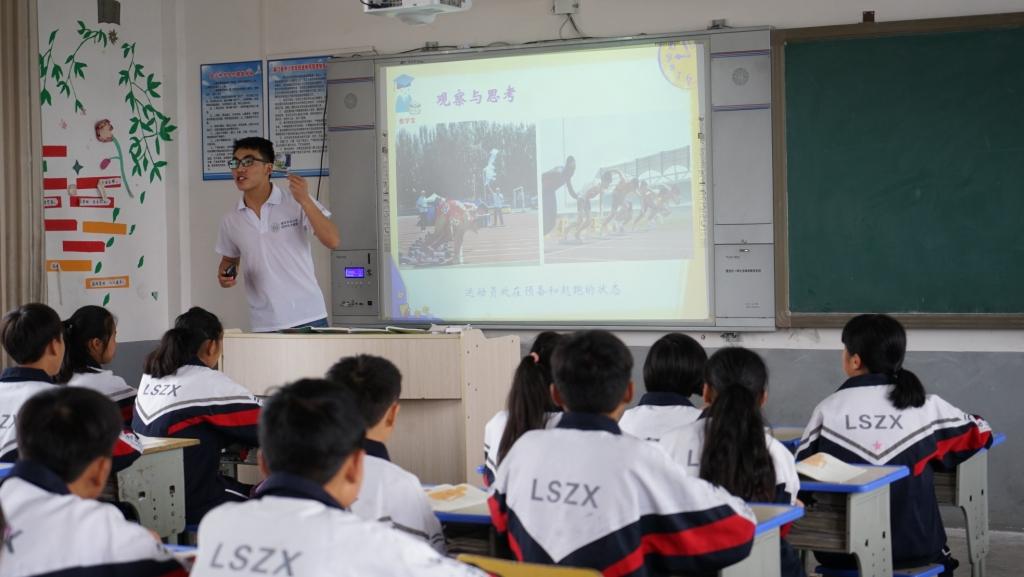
[
  {"left": 788, "top": 465, "right": 909, "bottom": 577},
  {"left": 721, "top": 504, "right": 805, "bottom": 577},
  {"left": 772, "top": 426, "right": 805, "bottom": 452},
  {"left": 434, "top": 502, "right": 804, "bottom": 577},
  {"left": 220, "top": 330, "right": 520, "bottom": 484},
  {"left": 116, "top": 436, "right": 200, "bottom": 539},
  {"left": 932, "top": 432, "right": 1005, "bottom": 577}
]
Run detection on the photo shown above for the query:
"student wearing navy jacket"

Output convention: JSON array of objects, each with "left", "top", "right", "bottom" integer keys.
[
  {"left": 0, "top": 386, "right": 186, "bottom": 577},
  {"left": 192, "top": 379, "right": 485, "bottom": 577},
  {"left": 659, "top": 347, "right": 804, "bottom": 577},
  {"left": 133, "top": 307, "right": 261, "bottom": 525},
  {"left": 489, "top": 330, "right": 756, "bottom": 577},
  {"left": 797, "top": 314, "right": 993, "bottom": 576},
  {"left": 619, "top": 332, "right": 706, "bottom": 442},
  {"left": 58, "top": 305, "right": 136, "bottom": 425},
  {"left": 0, "top": 303, "right": 140, "bottom": 470}
]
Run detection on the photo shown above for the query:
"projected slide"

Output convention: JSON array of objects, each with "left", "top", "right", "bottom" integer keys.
[{"left": 383, "top": 41, "right": 709, "bottom": 323}]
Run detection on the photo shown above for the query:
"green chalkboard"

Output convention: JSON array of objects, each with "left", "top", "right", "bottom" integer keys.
[{"left": 784, "top": 26, "right": 1024, "bottom": 316}]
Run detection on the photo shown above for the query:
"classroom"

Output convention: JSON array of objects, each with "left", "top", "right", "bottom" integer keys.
[{"left": 0, "top": 0, "right": 1022, "bottom": 576}]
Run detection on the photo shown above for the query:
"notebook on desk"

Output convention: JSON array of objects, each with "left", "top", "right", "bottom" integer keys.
[
  {"left": 797, "top": 453, "right": 865, "bottom": 484},
  {"left": 426, "top": 483, "right": 489, "bottom": 514}
]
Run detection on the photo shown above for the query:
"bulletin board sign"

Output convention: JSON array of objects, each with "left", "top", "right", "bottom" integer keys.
[
  {"left": 201, "top": 60, "right": 265, "bottom": 180},
  {"left": 267, "top": 55, "right": 330, "bottom": 178}
]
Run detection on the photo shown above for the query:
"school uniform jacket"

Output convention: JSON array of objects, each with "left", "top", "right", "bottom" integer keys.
[
  {"left": 0, "top": 460, "right": 186, "bottom": 577},
  {"left": 133, "top": 361, "right": 261, "bottom": 524},
  {"left": 488, "top": 412, "right": 756, "bottom": 577},
  {"left": 192, "top": 472, "right": 487, "bottom": 577},
  {"left": 482, "top": 409, "right": 562, "bottom": 486},
  {"left": 69, "top": 367, "right": 136, "bottom": 426},
  {"left": 0, "top": 367, "right": 141, "bottom": 472},
  {"left": 796, "top": 373, "right": 993, "bottom": 569},
  {"left": 659, "top": 417, "right": 805, "bottom": 577},
  {"left": 619, "top": 392, "right": 703, "bottom": 442},
  {"left": 351, "top": 439, "right": 446, "bottom": 552}
]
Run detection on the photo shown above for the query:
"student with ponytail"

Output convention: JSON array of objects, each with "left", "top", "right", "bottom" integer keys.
[
  {"left": 797, "top": 314, "right": 993, "bottom": 576},
  {"left": 619, "top": 332, "right": 706, "bottom": 442},
  {"left": 59, "top": 306, "right": 136, "bottom": 425},
  {"left": 133, "top": 306, "right": 262, "bottom": 525},
  {"left": 659, "top": 347, "right": 803, "bottom": 577},
  {"left": 481, "top": 331, "right": 563, "bottom": 486}
]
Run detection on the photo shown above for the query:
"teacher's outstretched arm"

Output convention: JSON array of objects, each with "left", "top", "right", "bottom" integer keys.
[{"left": 288, "top": 174, "right": 340, "bottom": 249}]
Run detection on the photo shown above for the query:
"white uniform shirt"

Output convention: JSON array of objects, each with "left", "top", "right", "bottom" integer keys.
[
  {"left": 618, "top": 392, "right": 703, "bottom": 442},
  {"left": 216, "top": 183, "right": 331, "bottom": 332},
  {"left": 192, "top": 472, "right": 486, "bottom": 577},
  {"left": 68, "top": 368, "right": 135, "bottom": 402},
  {"left": 0, "top": 368, "right": 54, "bottom": 462},
  {"left": 0, "top": 461, "right": 185, "bottom": 577},
  {"left": 659, "top": 418, "right": 801, "bottom": 504},
  {"left": 482, "top": 409, "right": 562, "bottom": 485},
  {"left": 351, "top": 440, "right": 446, "bottom": 552}
]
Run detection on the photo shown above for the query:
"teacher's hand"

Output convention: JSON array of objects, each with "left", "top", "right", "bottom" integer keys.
[{"left": 287, "top": 174, "right": 310, "bottom": 206}]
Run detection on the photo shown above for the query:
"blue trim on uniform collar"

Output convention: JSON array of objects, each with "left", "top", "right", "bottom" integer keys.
[
  {"left": 7, "top": 460, "right": 69, "bottom": 495},
  {"left": 363, "top": 439, "right": 390, "bottom": 461},
  {"left": 638, "top": 392, "right": 694, "bottom": 407},
  {"left": 556, "top": 412, "right": 621, "bottom": 435},
  {"left": 255, "top": 471, "right": 344, "bottom": 510},
  {"left": 0, "top": 367, "right": 53, "bottom": 384},
  {"left": 838, "top": 373, "right": 891, "bottom": 391}
]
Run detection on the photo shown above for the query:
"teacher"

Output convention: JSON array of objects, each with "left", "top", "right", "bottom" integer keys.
[{"left": 215, "top": 137, "right": 340, "bottom": 332}]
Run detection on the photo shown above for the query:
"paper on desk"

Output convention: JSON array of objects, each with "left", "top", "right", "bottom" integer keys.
[
  {"left": 425, "top": 483, "right": 489, "bottom": 513},
  {"left": 796, "top": 453, "right": 865, "bottom": 483}
]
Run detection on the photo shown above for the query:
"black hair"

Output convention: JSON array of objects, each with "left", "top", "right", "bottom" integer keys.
[
  {"left": 551, "top": 330, "right": 632, "bottom": 414},
  {"left": 57, "top": 305, "right": 116, "bottom": 384},
  {"left": 144, "top": 307, "right": 223, "bottom": 379},
  {"left": 17, "top": 387, "right": 122, "bottom": 483},
  {"left": 233, "top": 137, "right": 274, "bottom": 163},
  {"left": 0, "top": 303, "right": 63, "bottom": 365},
  {"left": 497, "top": 331, "right": 564, "bottom": 463},
  {"left": 325, "top": 354, "right": 402, "bottom": 428},
  {"left": 259, "top": 378, "right": 366, "bottom": 485},
  {"left": 699, "top": 347, "right": 776, "bottom": 502},
  {"left": 842, "top": 313, "right": 925, "bottom": 409},
  {"left": 643, "top": 333, "right": 707, "bottom": 397}
]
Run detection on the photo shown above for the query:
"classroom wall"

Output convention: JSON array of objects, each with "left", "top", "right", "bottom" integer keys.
[{"left": 161, "top": 0, "right": 1023, "bottom": 530}]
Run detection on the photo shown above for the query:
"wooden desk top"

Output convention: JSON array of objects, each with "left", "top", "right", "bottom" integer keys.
[{"left": 138, "top": 436, "right": 200, "bottom": 455}]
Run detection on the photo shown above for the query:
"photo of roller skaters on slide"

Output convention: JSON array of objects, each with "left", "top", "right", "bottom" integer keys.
[{"left": 396, "top": 121, "right": 540, "bottom": 268}]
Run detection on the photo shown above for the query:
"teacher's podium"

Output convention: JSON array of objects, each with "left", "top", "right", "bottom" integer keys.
[{"left": 221, "top": 330, "right": 520, "bottom": 484}]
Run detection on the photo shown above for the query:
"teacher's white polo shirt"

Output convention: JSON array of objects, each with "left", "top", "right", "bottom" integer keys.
[{"left": 216, "top": 183, "right": 331, "bottom": 332}]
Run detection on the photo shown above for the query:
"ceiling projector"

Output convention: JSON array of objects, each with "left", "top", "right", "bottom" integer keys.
[{"left": 363, "top": 0, "right": 472, "bottom": 25}]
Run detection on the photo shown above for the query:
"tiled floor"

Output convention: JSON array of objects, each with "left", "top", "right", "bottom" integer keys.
[{"left": 946, "top": 528, "right": 1024, "bottom": 577}]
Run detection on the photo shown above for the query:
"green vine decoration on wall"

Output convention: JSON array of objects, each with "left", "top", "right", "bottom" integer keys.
[{"left": 120, "top": 42, "right": 174, "bottom": 183}]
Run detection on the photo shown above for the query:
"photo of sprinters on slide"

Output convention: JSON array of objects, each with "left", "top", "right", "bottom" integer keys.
[
  {"left": 395, "top": 120, "right": 539, "bottom": 268},
  {"left": 540, "top": 114, "right": 695, "bottom": 265}
]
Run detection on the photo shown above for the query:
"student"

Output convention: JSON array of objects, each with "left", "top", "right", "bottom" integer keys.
[
  {"left": 58, "top": 305, "right": 135, "bottom": 425},
  {"left": 0, "top": 386, "right": 186, "bottom": 576},
  {"left": 326, "top": 354, "right": 445, "bottom": 552},
  {"left": 192, "top": 379, "right": 486, "bottom": 577},
  {"left": 133, "top": 306, "right": 262, "bottom": 525},
  {"left": 659, "top": 347, "right": 803, "bottom": 577},
  {"left": 619, "top": 332, "right": 706, "bottom": 442},
  {"left": 482, "top": 331, "right": 563, "bottom": 486},
  {"left": 1, "top": 304, "right": 142, "bottom": 473},
  {"left": 489, "top": 330, "right": 756, "bottom": 576},
  {"left": 797, "top": 314, "right": 993, "bottom": 576}
]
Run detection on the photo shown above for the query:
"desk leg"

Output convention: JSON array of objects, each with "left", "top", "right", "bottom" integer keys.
[
  {"left": 720, "top": 528, "right": 781, "bottom": 577},
  {"left": 116, "top": 449, "right": 187, "bottom": 539},
  {"left": 847, "top": 486, "right": 894, "bottom": 577},
  {"left": 956, "top": 452, "right": 989, "bottom": 577}
]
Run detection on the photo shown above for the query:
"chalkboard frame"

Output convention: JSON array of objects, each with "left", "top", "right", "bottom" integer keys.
[{"left": 771, "top": 12, "right": 1024, "bottom": 329}]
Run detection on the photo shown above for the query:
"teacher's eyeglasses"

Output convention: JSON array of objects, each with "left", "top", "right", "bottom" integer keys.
[{"left": 227, "top": 156, "right": 270, "bottom": 170}]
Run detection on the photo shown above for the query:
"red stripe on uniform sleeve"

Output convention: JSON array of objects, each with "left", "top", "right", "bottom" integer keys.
[
  {"left": 166, "top": 408, "right": 260, "bottom": 435},
  {"left": 913, "top": 428, "right": 992, "bottom": 476},
  {"left": 488, "top": 493, "right": 509, "bottom": 534},
  {"left": 603, "top": 513, "right": 755, "bottom": 577}
]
